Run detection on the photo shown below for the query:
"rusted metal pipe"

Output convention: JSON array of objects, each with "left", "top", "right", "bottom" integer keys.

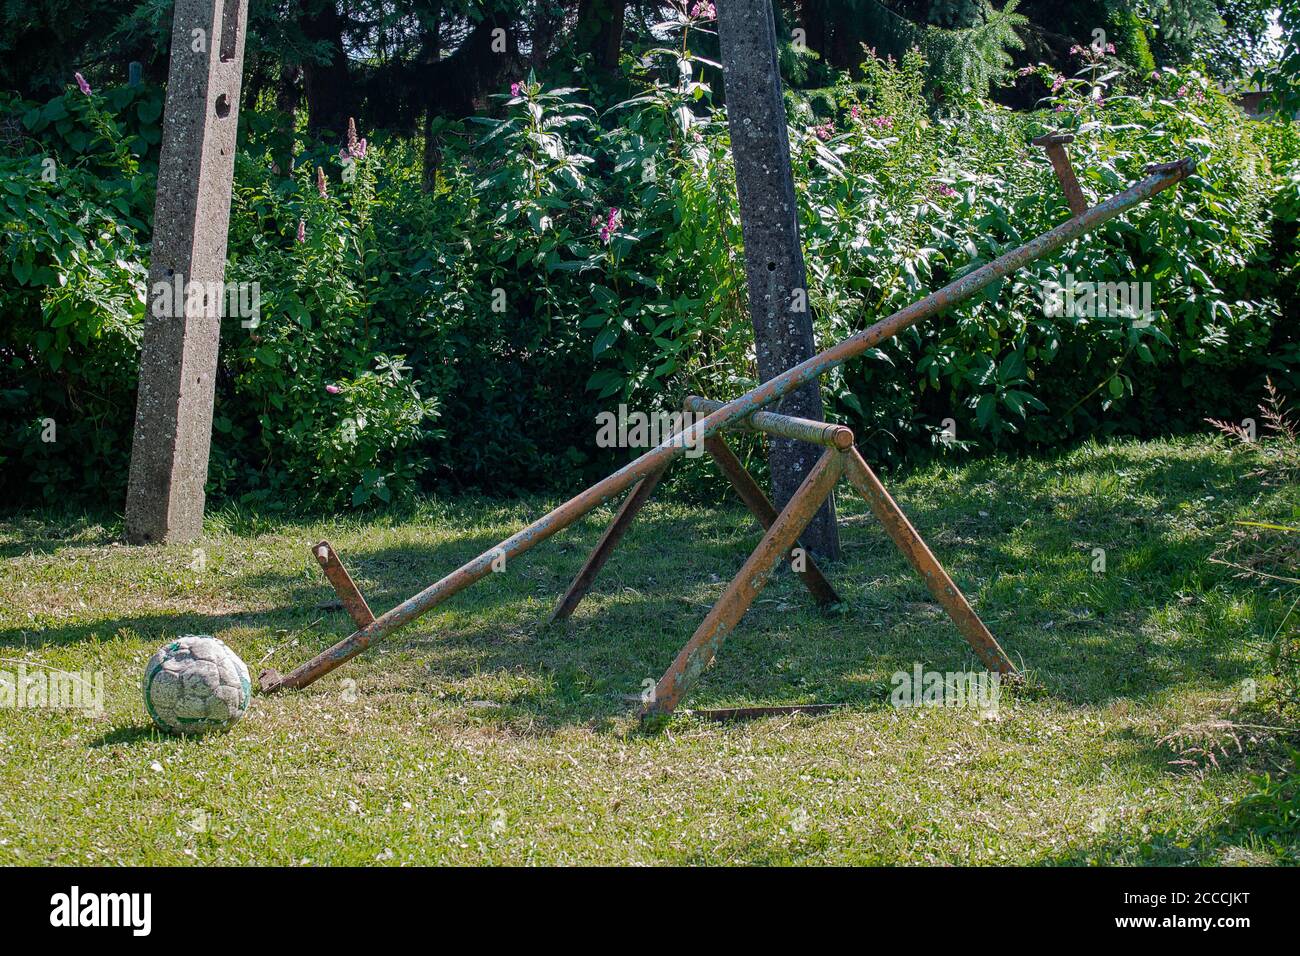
[
  {"left": 313, "top": 541, "right": 375, "bottom": 628},
  {"left": 644, "top": 449, "right": 843, "bottom": 716},
  {"left": 1032, "top": 132, "right": 1088, "bottom": 216},
  {"left": 840, "top": 448, "right": 1015, "bottom": 675},
  {"left": 685, "top": 395, "right": 854, "bottom": 449},
  {"left": 703, "top": 434, "right": 841, "bottom": 605},
  {"left": 548, "top": 467, "right": 667, "bottom": 623},
  {"left": 694, "top": 703, "right": 841, "bottom": 721},
  {"left": 261, "top": 159, "right": 1193, "bottom": 694}
]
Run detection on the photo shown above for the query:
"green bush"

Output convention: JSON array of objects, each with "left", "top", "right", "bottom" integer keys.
[
  {"left": 1, "top": 44, "right": 1297, "bottom": 507},
  {"left": 0, "top": 83, "right": 154, "bottom": 502}
]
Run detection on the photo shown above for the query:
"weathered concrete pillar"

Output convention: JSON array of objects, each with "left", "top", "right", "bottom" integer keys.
[
  {"left": 125, "top": 0, "right": 248, "bottom": 544},
  {"left": 717, "top": 0, "right": 840, "bottom": 559}
]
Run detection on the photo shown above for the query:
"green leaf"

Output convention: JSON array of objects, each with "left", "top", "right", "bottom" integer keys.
[
  {"left": 137, "top": 98, "right": 162, "bottom": 123},
  {"left": 592, "top": 326, "right": 617, "bottom": 357}
]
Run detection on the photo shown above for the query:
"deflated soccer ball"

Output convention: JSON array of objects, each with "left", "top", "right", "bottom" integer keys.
[{"left": 142, "top": 635, "right": 251, "bottom": 735}]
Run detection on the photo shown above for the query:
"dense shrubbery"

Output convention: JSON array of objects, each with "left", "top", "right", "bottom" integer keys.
[
  {"left": 0, "top": 81, "right": 159, "bottom": 500},
  {"left": 2, "top": 33, "right": 1297, "bottom": 508}
]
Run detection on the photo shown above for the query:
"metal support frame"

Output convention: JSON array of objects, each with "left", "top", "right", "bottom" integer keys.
[
  {"left": 260, "top": 155, "right": 1195, "bottom": 717},
  {"left": 298, "top": 407, "right": 1014, "bottom": 718},
  {"left": 646, "top": 446, "right": 844, "bottom": 715},
  {"left": 639, "top": 410, "right": 1016, "bottom": 717}
]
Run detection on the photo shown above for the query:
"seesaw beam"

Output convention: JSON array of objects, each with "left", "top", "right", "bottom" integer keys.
[{"left": 259, "top": 158, "right": 1194, "bottom": 697}]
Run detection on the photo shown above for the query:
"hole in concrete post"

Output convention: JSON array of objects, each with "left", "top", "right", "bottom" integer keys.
[
  {"left": 215, "top": 94, "right": 231, "bottom": 118},
  {"left": 219, "top": 1, "right": 242, "bottom": 63},
  {"left": 767, "top": 261, "right": 777, "bottom": 272}
]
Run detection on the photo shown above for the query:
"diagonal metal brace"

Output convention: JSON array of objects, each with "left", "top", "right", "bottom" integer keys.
[
  {"left": 703, "top": 434, "right": 841, "bottom": 606},
  {"left": 312, "top": 540, "right": 375, "bottom": 629},
  {"left": 644, "top": 448, "right": 844, "bottom": 717},
  {"left": 549, "top": 467, "right": 667, "bottom": 623},
  {"left": 839, "top": 450, "right": 1016, "bottom": 675},
  {"left": 1032, "top": 132, "right": 1088, "bottom": 216}
]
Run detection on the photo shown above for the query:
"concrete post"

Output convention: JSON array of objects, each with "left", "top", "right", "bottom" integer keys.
[
  {"left": 716, "top": 0, "right": 840, "bottom": 559},
  {"left": 125, "top": 0, "right": 248, "bottom": 544}
]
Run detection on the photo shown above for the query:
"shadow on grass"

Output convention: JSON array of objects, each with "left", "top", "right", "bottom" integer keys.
[
  {"left": 0, "top": 510, "right": 121, "bottom": 560},
  {"left": 1, "top": 440, "right": 1280, "bottom": 732},
  {"left": 89, "top": 725, "right": 162, "bottom": 748}
]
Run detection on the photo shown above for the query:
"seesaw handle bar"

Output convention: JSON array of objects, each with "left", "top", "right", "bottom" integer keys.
[{"left": 261, "top": 157, "right": 1195, "bottom": 693}]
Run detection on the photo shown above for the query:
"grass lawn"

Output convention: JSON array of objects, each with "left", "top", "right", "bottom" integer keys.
[{"left": 1, "top": 436, "right": 1296, "bottom": 865}]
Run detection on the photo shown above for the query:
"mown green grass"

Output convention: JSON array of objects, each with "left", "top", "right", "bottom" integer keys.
[{"left": 1, "top": 436, "right": 1296, "bottom": 865}]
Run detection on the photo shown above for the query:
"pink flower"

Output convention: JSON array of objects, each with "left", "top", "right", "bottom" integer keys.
[
  {"left": 316, "top": 166, "right": 327, "bottom": 198},
  {"left": 850, "top": 104, "right": 861, "bottom": 119},
  {"left": 338, "top": 119, "right": 369, "bottom": 162},
  {"left": 1149, "top": 71, "right": 1159, "bottom": 81},
  {"left": 325, "top": 384, "right": 341, "bottom": 395},
  {"left": 510, "top": 82, "right": 522, "bottom": 97},
  {"left": 689, "top": 1, "right": 716, "bottom": 19},
  {"left": 869, "top": 115, "right": 893, "bottom": 129},
  {"left": 812, "top": 121, "right": 833, "bottom": 141},
  {"left": 932, "top": 182, "right": 958, "bottom": 199},
  {"left": 74, "top": 72, "right": 91, "bottom": 95},
  {"left": 600, "top": 207, "right": 621, "bottom": 244},
  {"left": 296, "top": 220, "right": 306, "bottom": 243},
  {"left": 1176, "top": 85, "right": 1189, "bottom": 98},
  {"left": 1051, "top": 74, "right": 1065, "bottom": 92}
]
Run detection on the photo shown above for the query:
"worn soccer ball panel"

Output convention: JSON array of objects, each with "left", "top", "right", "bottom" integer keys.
[{"left": 142, "top": 635, "right": 251, "bottom": 735}]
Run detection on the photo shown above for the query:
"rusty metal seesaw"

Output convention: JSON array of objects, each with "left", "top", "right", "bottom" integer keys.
[{"left": 259, "top": 153, "right": 1196, "bottom": 719}]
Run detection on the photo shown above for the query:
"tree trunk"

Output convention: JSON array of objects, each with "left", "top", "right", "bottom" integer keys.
[
  {"left": 576, "top": 0, "right": 627, "bottom": 72},
  {"left": 415, "top": 0, "right": 443, "bottom": 190},
  {"left": 717, "top": 0, "right": 840, "bottom": 559},
  {"left": 300, "top": 0, "right": 352, "bottom": 138},
  {"left": 425, "top": 11, "right": 519, "bottom": 118},
  {"left": 798, "top": 0, "right": 830, "bottom": 61},
  {"left": 273, "top": 63, "right": 302, "bottom": 175}
]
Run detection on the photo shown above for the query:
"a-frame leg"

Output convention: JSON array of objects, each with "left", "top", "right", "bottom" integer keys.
[
  {"left": 549, "top": 466, "right": 667, "bottom": 623},
  {"left": 644, "top": 448, "right": 843, "bottom": 717},
  {"left": 840, "top": 447, "right": 1017, "bottom": 675},
  {"left": 704, "top": 434, "right": 841, "bottom": 606}
]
